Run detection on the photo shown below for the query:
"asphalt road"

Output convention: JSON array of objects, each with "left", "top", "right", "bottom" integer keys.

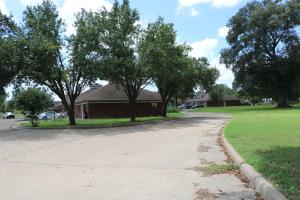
[
  {"left": 0, "top": 113, "right": 256, "bottom": 200},
  {"left": 0, "top": 119, "right": 16, "bottom": 131}
]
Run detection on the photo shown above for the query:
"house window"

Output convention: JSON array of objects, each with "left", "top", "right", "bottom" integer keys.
[{"left": 151, "top": 102, "right": 158, "bottom": 108}]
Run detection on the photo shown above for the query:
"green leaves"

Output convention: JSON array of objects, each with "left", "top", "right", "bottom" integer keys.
[
  {"left": 0, "top": 12, "right": 22, "bottom": 91},
  {"left": 15, "top": 87, "right": 53, "bottom": 115},
  {"left": 221, "top": 0, "right": 300, "bottom": 106},
  {"left": 140, "top": 17, "right": 218, "bottom": 102}
]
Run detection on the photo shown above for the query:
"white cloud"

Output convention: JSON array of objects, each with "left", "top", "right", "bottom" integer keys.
[
  {"left": 190, "top": 7, "right": 199, "bottom": 16},
  {"left": 211, "top": 57, "right": 234, "bottom": 86},
  {"left": 217, "top": 26, "right": 229, "bottom": 38},
  {"left": 20, "top": 0, "right": 59, "bottom": 6},
  {"left": 19, "top": 0, "right": 112, "bottom": 35},
  {"left": 59, "top": 0, "right": 112, "bottom": 35},
  {"left": 178, "top": 0, "right": 209, "bottom": 7},
  {"left": 190, "top": 38, "right": 233, "bottom": 86},
  {"left": 190, "top": 38, "right": 218, "bottom": 59},
  {"left": 178, "top": 0, "right": 240, "bottom": 8},
  {"left": 211, "top": 0, "right": 240, "bottom": 8},
  {"left": 0, "top": 0, "right": 9, "bottom": 15}
]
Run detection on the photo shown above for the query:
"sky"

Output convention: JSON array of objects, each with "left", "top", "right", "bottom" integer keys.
[{"left": 1, "top": 0, "right": 252, "bottom": 95}]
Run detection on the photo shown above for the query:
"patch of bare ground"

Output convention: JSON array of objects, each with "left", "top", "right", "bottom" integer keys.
[
  {"left": 197, "top": 144, "right": 212, "bottom": 152},
  {"left": 194, "top": 188, "right": 217, "bottom": 200},
  {"left": 200, "top": 158, "right": 214, "bottom": 165}
]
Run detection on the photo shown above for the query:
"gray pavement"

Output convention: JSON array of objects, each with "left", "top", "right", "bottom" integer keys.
[{"left": 0, "top": 113, "right": 256, "bottom": 200}]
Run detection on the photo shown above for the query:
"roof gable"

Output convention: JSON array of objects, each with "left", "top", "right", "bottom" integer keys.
[{"left": 76, "top": 83, "right": 162, "bottom": 103}]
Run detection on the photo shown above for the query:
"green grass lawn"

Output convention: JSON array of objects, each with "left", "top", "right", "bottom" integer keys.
[
  {"left": 20, "top": 112, "right": 183, "bottom": 128},
  {"left": 193, "top": 105, "right": 300, "bottom": 199}
]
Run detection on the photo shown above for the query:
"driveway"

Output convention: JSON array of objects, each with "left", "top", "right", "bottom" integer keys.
[{"left": 0, "top": 113, "right": 257, "bottom": 200}]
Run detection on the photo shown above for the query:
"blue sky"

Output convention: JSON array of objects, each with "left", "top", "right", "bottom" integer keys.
[{"left": 1, "top": 0, "right": 252, "bottom": 92}]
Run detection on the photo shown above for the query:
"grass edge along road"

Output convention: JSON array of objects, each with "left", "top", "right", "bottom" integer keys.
[
  {"left": 20, "top": 112, "right": 183, "bottom": 128},
  {"left": 193, "top": 105, "right": 300, "bottom": 200}
]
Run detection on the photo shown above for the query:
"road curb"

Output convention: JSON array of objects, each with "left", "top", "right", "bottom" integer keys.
[
  {"left": 221, "top": 128, "right": 287, "bottom": 200},
  {"left": 12, "top": 115, "right": 184, "bottom": 130}
]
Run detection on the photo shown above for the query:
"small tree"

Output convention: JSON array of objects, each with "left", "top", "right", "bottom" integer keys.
[
  {"left": 210, "top": 84, "right": 234, "bottom": 102},
  {"left": 15, "top": 88, "right": 53, "bottom": 126},
  {"left": 175, "top": 57, "right": 219, "bottom": 102}
]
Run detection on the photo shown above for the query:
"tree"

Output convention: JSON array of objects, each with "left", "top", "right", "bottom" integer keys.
[
  {"left": 15, "top": 88, "right": 52, "bottom": 115},
  {"left": 75, "top": 0, "right": 149, "bottom": 122},
  {"left": 221, "top": 0, "right": 300, "bottom": 108},
  {"left": 15, "top": 88, "right": 53, "bottom": 126},
  {"left": 0, "top": 94, "right": 5, "bottom": 112},
  {"left": 139, "top": 17, "right": 218, "bottom": 116},
  {"left": 175, "top": 57, "right": 219, "bottom": 102},
  {"left": 138, "top": 17, "right": 187, "bottom": 117},
  {"left": 0, "top": 12, "right": 23, "bottom": 94},
  {"left": 5, "top": 99, "right": 15, "bottom": 112},
  {"left": 22, "top": 0, "right": 98, "bottom": 125},
  {"left": 209, "top": 84, "right": 234, "bottom": 102},
  {"left": 232, "top": 73, "right": 263, "bottom": 105}
]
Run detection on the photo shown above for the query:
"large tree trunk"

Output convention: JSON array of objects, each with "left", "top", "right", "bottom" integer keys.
[
  {"left": 277, "top": 93, "right": 290, "bottom": 108},
  {"left": 161, "top": 100, "right": 168, "bottom": 117},
  {"left": 67, "top": 103, "right": 76, "bottom": 125},
  {"left": 128, "top": 98, "right": 136, "bottom": 122},
  {"left": 251, "top": 96, "right": 255, "bottom": 106},
  {"left": 276, "top": 72, "right": 290, "bottom": 108}
]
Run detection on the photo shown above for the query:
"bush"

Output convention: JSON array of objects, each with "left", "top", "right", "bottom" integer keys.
[
  {"left": 167, "top": 106, "right": 180, "bottom": 113},
  {"left": 27, "top": 114, "right": 39, "bottom": 127}
]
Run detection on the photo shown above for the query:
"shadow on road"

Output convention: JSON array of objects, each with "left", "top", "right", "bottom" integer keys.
[{"left": 0, "top": 113, "right": 230, "bottom": 142}]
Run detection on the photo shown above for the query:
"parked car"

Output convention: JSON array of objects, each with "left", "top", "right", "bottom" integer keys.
[
  {"left": 38, "top": 111, "right": 63, "bottom": 120},
  {"left": 186, "top": 103, "right": 195, "bottom": 109},
  {"left": 177, "top": 104, "right": 187, "bottom": 109},
  {"left": 3, "top": 112, "right": 15, "bottom": 119},
  {"left": 191, "top": 104, "right": 204, "bottom": 109}
]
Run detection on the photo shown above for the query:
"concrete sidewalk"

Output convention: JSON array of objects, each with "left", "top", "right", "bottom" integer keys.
[{"left": 0, "top": 113, "right": 256, "bottom": 200}]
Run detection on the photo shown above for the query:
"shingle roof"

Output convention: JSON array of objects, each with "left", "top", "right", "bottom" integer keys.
[{"left": 76, "top": 83, "right": 162, "bottom": 103}]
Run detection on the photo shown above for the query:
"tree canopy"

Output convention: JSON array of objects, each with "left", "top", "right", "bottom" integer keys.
[
  {"left": 74, "top": 0, "right": 150, "bottom": 122},
  {"left": 139, "top": 17, "right": 218, "bottom": 116},
  {"left": 21, "top": 0, "right": 98, "bottom": 125},
  {"left": 0, "top": 12, "right": 23, "bottom": 95},
  {"left": 15, "top": 87, "right": 53, "bottom": 115},
  {"left": 221, "top": 0, "right": 300, "bottom": 108}
]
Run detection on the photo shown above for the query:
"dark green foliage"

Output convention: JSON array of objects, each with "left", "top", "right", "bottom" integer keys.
[
  {"left": 210, "top": 84, "right": 234, "bottom": 101},
  {"left": 221, "top": 0, "right": 300, "bottom": 108},
  {"left": 176, "top": 57, "right": 219, "bottom": 101},
  {"left": 21, "top": 0, "right": 98, "bottom": 125},
  {"left": 74, "top": 0, "right": 149, "bottom": 122},
  {"left": 0, "top": 12, "right": 23, "bottom": 92},
  {"left": 5, "top": 99, "right": 15, "bottom": 112},
  {"left": 15, "top": 88, "right": 53, "bottom": 127},
  {"left": 140, "top": 17, "right": 219, "bottom": 116},
  {"left": 0, "top": 94, "right": 5, "bottom": 112},
  {"left": 15, "top": 88, "right": 53, "bottom": 114}
]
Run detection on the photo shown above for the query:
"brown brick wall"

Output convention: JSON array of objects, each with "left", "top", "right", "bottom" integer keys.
[{"left": 75, "top": 102, "right": 162, "bottom": 118}]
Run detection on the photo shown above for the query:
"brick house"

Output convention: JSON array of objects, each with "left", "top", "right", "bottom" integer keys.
[{"left": 74, "top": 83, "right": 162, "bottom": 119}]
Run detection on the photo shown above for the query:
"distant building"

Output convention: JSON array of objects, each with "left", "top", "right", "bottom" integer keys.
[
  {"left": 74, "top": 83, "right": 162, "bottom": 118},
  {"left": 186, "top": 93, "right": 241, "bottom": 107},
  {"left": 49, "top": 101, "right": 64, "bottom": 113}
]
